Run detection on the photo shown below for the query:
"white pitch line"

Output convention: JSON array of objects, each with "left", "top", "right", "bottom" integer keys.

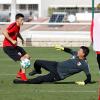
[
  {"left": 0, "top": 72, "right": 99, "bottom": 76},
  {"left": 0, "top": 90, "right": 96, "bottom": 93},
  {"left": 0, "top": 74, "right": 16, "bottom": 76},
  {"left": 0, "top": 74, "right": 44, "bottom": 76},
  {"left": 0, "top": 74, "right": 30, "bottom": 76},
  {"left": 35, "top": 90, "right": 96, "bottom": 93}
]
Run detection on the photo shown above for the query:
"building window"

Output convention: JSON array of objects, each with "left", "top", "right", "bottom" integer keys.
[
  {"left": 95, "top": 7, "right": 100, "bottom": 13},
  {"left": 28, "top": 4, "right": 38, "bottom": 11},
  {"left": 19, "top": 4, "right": 26, "bottom": 10},
  {"left": 3, "top": 4, "right": 10, "bottom": 10}
]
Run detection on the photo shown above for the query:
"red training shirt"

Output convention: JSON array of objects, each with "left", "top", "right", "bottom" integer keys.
[{"left": 3, "top": 22, "right": 20, "bottom": 47}]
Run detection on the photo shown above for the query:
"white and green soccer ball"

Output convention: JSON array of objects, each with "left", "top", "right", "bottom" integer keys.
[{"left": 20, "top": 58, "right": 31, "bottom": 69}]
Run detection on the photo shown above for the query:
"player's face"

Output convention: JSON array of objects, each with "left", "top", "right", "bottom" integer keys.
[
  {"left": 17, "top": 17, "right": 24, "bottom": 26},
  {"left": 77, "top": 48, "right": 85, "bottom": 58}
]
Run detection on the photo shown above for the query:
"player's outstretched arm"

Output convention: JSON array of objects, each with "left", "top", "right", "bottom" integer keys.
[
  {"left": 75, "top": 74, "right": 91, "bottom": 86},
  {"left": 54, "top": 45, "right": 73, "bottom": 54},
  {"left": 54, "top": 45, "right": 64, "bottom": 51}
]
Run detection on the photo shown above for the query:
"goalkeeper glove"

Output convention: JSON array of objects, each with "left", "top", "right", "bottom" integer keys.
[
  {"left": 54, "top": 45, "right": 64, "bottom": 51},
  {"left": 75, "top": 81, "right": 85, "bottom": 86}
]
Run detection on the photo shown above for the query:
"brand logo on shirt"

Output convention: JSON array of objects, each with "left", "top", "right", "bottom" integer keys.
[
  {"left": 72, "top": 56, "right": 75, "bottom": 59},
  {"left": 77, "top": 62, "right": 82, "bottom": 66}
]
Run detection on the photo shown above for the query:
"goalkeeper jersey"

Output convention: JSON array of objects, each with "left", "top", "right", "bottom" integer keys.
[{"left": 57, "top": 48, "right": 90, "bottom": 80}]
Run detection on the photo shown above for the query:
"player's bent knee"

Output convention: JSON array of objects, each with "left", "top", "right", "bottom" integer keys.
[
  {"left": 21, "top": 54, "right": 30, "bottom": 60},
  {"left": 24, "top": 54, "right": 30, "bottom": 59},
  {"left": 34, "top": 60, "right": 39, "bottom": 66}
]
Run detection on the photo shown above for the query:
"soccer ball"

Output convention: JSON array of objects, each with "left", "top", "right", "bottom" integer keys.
[{"left": 20, "top": 58, "right": 31, "bottom": 69}]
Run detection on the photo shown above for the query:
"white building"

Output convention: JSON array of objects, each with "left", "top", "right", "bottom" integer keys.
[{"left": 0, "top": 0, "right": 100, "bottom": 21}]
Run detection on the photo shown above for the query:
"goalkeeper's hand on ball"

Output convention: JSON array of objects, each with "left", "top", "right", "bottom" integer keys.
[
  {"left": 54, "top": 45, "right": 64, "bottom": 51},
  {"left": 75, "top": 81, "right": 85, "bottom": 86}
]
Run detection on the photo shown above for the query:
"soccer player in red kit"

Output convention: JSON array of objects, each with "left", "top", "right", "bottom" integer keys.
[{"left": 2, "top": 13, "right": 30, "bottom": 81}]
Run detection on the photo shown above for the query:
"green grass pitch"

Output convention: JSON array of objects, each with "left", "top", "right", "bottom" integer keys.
[{"left": 0, "top": 47, "right": 99, "bottom": 100}]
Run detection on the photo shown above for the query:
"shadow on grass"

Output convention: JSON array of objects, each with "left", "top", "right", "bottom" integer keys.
[
  {"left": 13, "top": 79, "right": 97, "bottom": 84},
  {"left": 54, "top": 81, "right": 97, "bottom": 84}
]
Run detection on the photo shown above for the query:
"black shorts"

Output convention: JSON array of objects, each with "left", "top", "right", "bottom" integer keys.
[{"left": 3, "top": 46, "right": 27, "bottom": 61}]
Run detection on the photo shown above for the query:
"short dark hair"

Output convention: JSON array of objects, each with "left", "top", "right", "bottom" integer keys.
[
  {"left": 80, "top": 46, "right": 89, "bottom": 57},
  {"left": 15, "top": 13, "right": 24, "bottom": 20}
]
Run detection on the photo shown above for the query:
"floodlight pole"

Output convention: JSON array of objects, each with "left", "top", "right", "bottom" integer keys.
[
  {"left": 92, "top": 0, "right": 94, "bottom": 20},
  {"left": 11, "top": 0, "right": 16, "bottom": 22}
]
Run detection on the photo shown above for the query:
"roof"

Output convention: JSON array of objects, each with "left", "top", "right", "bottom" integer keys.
[{"left": 0, "top": 0, "right": 40, "bottom": 4}]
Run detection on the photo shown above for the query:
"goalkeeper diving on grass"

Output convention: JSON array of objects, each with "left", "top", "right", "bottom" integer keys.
[{"left": 13, "top": 45, "right": 91, "bottom": 85}]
